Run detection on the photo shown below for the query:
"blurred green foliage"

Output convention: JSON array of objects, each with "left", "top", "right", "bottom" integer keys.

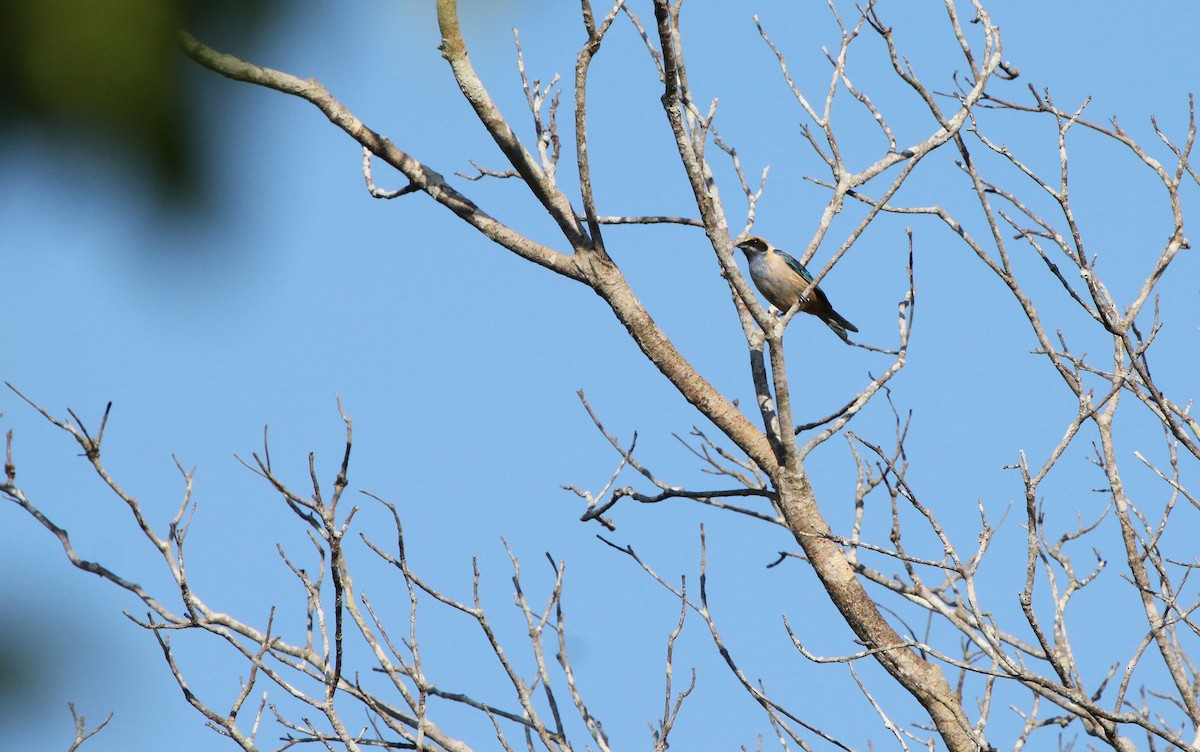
[{"left": 0, "top": 0, "right": 277, "bottom": 195}]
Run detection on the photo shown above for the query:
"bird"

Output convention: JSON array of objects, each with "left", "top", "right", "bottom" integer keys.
[{"left": 735, "top": 236, "right": 859, "bottom": 343}]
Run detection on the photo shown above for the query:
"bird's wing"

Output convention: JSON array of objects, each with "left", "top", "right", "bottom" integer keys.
[{"left": 777, "top": 250, "right": 815, "bottom": 284}]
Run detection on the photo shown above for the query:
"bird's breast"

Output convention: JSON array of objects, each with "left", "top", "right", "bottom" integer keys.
[{"left": 750, "top": 255, "right": 807, "bottom": 311}]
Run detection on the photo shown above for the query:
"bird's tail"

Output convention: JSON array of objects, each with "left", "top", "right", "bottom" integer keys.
[{"left": 822, "top": 311, "right": 858, "bottom": 343}]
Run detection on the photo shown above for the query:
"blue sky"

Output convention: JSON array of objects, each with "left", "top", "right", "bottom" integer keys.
[{"left": 3, "top": 2, "right": 1198, "bottom": 750}]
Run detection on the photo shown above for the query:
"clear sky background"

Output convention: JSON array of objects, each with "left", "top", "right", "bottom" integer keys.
[{"left": 3, "top": 2, "right": 1198, "bottom": 750}]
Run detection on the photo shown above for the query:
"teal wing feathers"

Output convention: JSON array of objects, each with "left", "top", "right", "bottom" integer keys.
[{"left": 776, "top": 249, "right": 815, "bottom": 284}]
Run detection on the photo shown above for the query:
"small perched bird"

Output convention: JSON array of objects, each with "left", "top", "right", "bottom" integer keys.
[{"left": 736, "top": 236, "right": 859, "bottom": 343}]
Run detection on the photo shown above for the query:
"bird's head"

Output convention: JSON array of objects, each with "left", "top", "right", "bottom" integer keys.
[{"left": 735, "top": 236, "right": 771, "bottom": 258}]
